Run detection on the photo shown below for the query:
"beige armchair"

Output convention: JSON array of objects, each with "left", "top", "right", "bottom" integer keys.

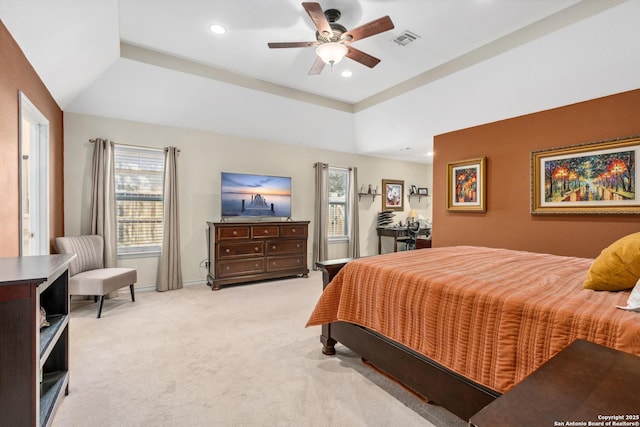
[{"left": 55, "top": 235, "right": 137, "bottom": 318}]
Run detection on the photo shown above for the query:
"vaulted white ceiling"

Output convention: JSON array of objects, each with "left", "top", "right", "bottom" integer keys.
[{"left": 2, "top": 0, "right": 639, "bottom": 163}]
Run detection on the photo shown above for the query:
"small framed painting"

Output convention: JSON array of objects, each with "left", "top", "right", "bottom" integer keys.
[
  {"left": 447, "top": 157, "right": 486, "bottom": 212},
  {"left": 382, "top": 179, "right": 404, "bottom": 211},
  {"left": 531, "top": 135, "right": 640, "bottom": 214}
]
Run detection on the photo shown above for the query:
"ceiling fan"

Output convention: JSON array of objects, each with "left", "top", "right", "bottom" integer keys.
[{"left": 267, "top": 2, "right": 394, "bottom": 75}]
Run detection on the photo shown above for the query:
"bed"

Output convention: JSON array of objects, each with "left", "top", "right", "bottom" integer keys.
[{"left": 306, "top": 246, "right": 640, "bottom": 421}]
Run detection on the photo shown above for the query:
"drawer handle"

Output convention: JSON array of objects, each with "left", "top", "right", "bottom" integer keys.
[
  {"left": 225, "top": 266, "right": 230, "bottom": 271},
  {"left": 272, "top": 245, "right": 277, "bottom": 250},
  {"left": 296, "top": 244, "right": 300, "bottom": 248},
  {"left": 232, "top": 230, "right": 238, "bottom": 236},
  {"left": 255, "top": 263, "right": 260, "bottom": 268},
  {"left": 255, "top": 246, "right": 260, "bottom": 252},
  {"left": 292, "top": 228, "right": 296, "bottom": 233},
  {"left": 264, "top": 230, "right": 269, "bottom": 234},
  {"left": 225, "top": 249, "right": 231, "bottom": 254}
]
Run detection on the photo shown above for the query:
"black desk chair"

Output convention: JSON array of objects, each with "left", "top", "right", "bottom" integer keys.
[{"left": 397, "top": 222, "right": 421, "bottom": 250}]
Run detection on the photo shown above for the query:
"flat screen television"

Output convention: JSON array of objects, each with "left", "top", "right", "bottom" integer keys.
[{"left": 221, "top": 172, "right": 291, "bottom": 218}]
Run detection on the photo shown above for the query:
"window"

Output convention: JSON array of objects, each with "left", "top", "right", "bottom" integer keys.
[
  {"left": 114, "top": 145, "right": 164, "bottom": 256},
  {"left": 328, "top": 167, "right": 349, "bottom": 239}
]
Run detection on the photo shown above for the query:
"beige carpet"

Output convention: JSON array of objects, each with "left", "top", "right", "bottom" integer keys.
[{"left": 51, "top": 271, "right": 466, "bottom": 427}]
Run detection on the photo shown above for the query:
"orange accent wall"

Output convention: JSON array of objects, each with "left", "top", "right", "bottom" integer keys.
[
  {"left": 0, "top": 20, "right": 64, "bottom": 256},
  {"left": 433, "top": 89, "right": 640, "bottom": 258}
]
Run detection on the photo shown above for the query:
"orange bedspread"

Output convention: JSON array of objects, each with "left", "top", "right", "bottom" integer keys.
[{"left": 307, "top": 246, "right": 640, "bottom": 393}]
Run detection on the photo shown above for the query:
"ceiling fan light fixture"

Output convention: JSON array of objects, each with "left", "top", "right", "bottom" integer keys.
[{"left": 316, "top": 42, "right": 347, "bottom": 65}]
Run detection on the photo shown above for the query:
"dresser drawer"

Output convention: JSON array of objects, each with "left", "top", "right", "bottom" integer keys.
[
  {"left": 217, "top": 259, "right": 265, "bottom": 278},
  {"left": 218, "top": 241, "right": 264, "bottom": 258},
  {"left": 281, "top": 224, "right": 307, "bottom": 238},
  {"left": 217, "top": 226, "right": 250, "bottom": 240},
  {"left": 266, "top": 240, "right": 305, "bottom": 255},
  {"left": 252, "top": 225, "right": 279, "bottom": 239},
  {"left": 266, "top": 255, "right": 306, "bottom": 272}
]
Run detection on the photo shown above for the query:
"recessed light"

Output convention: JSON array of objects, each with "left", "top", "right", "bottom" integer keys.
[
  {"left": 341, "top": 70, "right": 352, "bottom": 77},
  {"left": 209, "top": 24, "right": 226, "bottom": 34}
]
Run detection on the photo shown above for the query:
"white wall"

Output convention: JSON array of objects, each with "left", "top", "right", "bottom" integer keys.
[
  {"left": 64, "top": 112, "right": 432, "bottom": 288},
  {"left": 355, "top": 0, "right": 640, "bottom": 160}
]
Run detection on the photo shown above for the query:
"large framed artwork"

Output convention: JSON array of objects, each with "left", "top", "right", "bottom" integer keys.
[
  {"left": 382, "top": 179, "right": 404, "bottom": 211},
  {"left": 447, "top": 157, "right": 486, "bottom": 212},
  {"left": 531, "top": 136, "right": 640, "bottom": 214}
]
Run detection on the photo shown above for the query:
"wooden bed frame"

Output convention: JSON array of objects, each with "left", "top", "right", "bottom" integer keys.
[{"left": 316, "top": 259, "right": 500, "bottom": 421}]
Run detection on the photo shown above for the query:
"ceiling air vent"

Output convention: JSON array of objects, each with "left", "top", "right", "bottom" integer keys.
[{"left": 392, "top": 30, "right": 420, "bottom": 46}]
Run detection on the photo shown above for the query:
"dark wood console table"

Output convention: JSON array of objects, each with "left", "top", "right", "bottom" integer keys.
[
  {"left": 470, "top": 339, "right": 640, "bottom": 427},
  {"left": 376, "top": 226, "right": 431, "bottom": 254}
]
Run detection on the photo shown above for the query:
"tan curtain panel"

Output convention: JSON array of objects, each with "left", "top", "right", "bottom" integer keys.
[
  {"left": 90, "top": 138, "right": 117, "bottom": 268},
  {"left": 313, "top": 162, "right": 329, "bottom": 268},
  {"left": 157, "top": 146, "right": 183, "bottom": 292},
  {"left": 348, "top": 167, "right": 360, "bottom": 258}
]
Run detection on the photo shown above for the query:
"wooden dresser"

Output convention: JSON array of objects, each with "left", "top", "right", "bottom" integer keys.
[{"left": 207, "top": 221, "right": 309, "bottom": 290}]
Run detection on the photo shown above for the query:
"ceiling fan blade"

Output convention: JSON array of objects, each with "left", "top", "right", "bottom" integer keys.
[
  {"left": 343, "top": 16, "right": 394, "bottom": 42},
  {"left": 308, "top": 56, "right": 326, "bottom": 75},
  {"left": 346, "top": 46, "right": 381, "bottom": 68},
  {"left": 268, "top": 41, "right": 317, "bottom": 48},
  {"left": 302, "top": 2, "right": 333, "bottom": 38}
]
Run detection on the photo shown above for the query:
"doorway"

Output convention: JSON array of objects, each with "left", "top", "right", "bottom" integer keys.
[{"left": 19, "top": 92, "right": 50, "bottom": 256}]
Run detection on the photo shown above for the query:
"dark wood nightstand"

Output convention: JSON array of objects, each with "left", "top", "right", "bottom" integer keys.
[{"left": 470, "top": 339, "right": 640, "bottom": 427}]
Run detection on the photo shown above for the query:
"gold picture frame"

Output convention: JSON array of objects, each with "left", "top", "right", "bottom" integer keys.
[
  {"left": 531, "top": 135, "right": 640, "bottom": 214},
  {"left": 446, "top": 157, "right": 486, "bottom": 212},
  {"left": 382, "top": 179, "right": 404, "bottom": 211}
]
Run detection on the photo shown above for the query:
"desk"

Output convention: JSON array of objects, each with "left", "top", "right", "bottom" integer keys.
[
  {"left": 470, "top": 339, "right": 640, "bottom": 427},
  {"left": 376, "top": 227, "right": 431, "bottom": 254}
]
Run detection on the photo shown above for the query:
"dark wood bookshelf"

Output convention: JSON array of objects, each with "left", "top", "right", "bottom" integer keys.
[{"left": 0, "top": 254, "right": 75, "bottom": 427}]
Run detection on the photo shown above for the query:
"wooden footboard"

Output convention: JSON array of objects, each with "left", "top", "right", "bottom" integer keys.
[{"left": 315, "top": 259, "right": 499, "bottom": 421}]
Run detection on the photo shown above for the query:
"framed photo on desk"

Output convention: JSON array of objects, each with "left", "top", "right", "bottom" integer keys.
[{"left": 382, "top": 179, "right": 404, "bottom": 211}]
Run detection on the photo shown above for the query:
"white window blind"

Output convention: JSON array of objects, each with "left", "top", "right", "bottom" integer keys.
[
  {"left": 328, "top": 167, "right": 349, "bottom": 239},
  {"left": 114, "top": 145, "right": 164, "bottom": 255}
]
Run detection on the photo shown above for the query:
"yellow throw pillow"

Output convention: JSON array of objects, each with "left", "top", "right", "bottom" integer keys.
[{"left": 584, "top": 232, "right": 640, "bottom": 291}]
